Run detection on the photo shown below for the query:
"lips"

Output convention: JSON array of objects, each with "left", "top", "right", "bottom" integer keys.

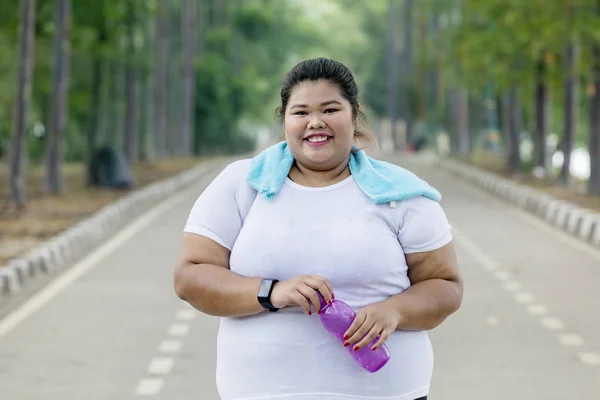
[
  {"left": 304, "top": 134, "right": 332, "bottom": 147},
  {"left": 303, "top": 133, "right": 333, "bottom": 143}
]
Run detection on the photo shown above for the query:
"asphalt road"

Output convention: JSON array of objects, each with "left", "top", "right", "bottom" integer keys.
[{"left": 0, "top": 153, "right": 598, "bottom": 399}]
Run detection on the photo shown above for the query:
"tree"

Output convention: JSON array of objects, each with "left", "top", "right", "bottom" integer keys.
[
  {"left": 588, "top": 0, "right": 600, "bottom": 194},
  {"left": 180, "top": 0, "right": 198, "bottom": 156},
  {"left": 8, "top": 0, "right": 36, "bottom": 209},
  {"left": 44, "top": 0, "right": 71, "bottom": 194},
  {"left": 123, "top": 0, "right": 138, "bottom": 164},
  {"left": 153, "top": 0, "right": 169, "bottom": 158}
]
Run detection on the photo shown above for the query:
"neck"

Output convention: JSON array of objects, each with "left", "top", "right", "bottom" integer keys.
[{"left": 289, "top": 157, "right": 351, "bottom": 188}]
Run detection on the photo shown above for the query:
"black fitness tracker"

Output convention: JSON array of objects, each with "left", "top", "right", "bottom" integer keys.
[{"left": 257, "top": 279, "right": 280, "bottom": 312}]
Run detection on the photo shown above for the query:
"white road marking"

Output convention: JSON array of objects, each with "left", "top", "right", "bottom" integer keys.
[
  {"left": 0, "top": 165, "right": 220, "bottom": 341},
  {"left": 541, "top": 317, "right": 565, "bottom": 331},
  {"left": 493, "top": 270, "right": 512, "bottom": 281},
  {"left": 503, "top": 281, "right": 521, "bottom": 292},
  {"left": 176, "top": 309, "right": 197, "bottom": 321},
  {"left": 578, "top": 352, "right": 600, "bottom": 366},
  {"left": 168, "top": 323, "right": 190, "bottom": 337},
  {"left": 452, "top": 226, "right": 598, "bottom": 368},
  {"left": 514, "top": 292, "right": 535, "bottom": 304},
  {"left": 558, "top": 333, "right": 584, "bottom": 347},
  {"left": 527, "top": 304, "right": 548, "bottom": 316},
  {"left": 159, "top": 339, "right": 183, "bottom": 354},
  {"left": 148, "top": 357, "right": 175, "bottom": 375},
  {"left": 135, "top": 378, "right": 164, "bottom": 396}
]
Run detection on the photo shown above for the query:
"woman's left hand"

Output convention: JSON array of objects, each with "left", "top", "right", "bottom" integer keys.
[{"left": 343, "top": 300, "right": 401, "bottom": 351}]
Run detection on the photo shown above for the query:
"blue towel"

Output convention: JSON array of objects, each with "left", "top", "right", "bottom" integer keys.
[{"left": 247, "top": 141, "right": 441, "bottom": 204}]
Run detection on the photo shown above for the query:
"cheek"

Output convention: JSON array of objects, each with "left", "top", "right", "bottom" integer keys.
[
  {"left": 284, "top": 117, "right": 305, "bottom": 135},
  {"left": 329, "top": 114, "right": 355, "bottom": 138}
]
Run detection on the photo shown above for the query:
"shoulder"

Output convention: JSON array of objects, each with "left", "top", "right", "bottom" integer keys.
[
  {"left": 221, "top": 158, "right": 252, "bottom": 181},
  {"left": 214, "top": 158, "right": 257, "bottom": 213},
  {"left": 400, "top": 196, "right": 443, "bottom": 214},
  {"left": 210, "top": 159, "right": 253, "bottom": 193}
]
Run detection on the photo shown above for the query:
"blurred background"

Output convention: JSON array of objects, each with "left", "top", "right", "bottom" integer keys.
[
  {"left": 3, "top": 0, "right": 600, "bottom": 255},
  {"left": 1, "top": 0, "right": 600, "bottom": 399}
]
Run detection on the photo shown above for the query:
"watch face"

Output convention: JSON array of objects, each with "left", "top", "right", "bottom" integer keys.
[{"left": 258, "top": 280, "right": 272, "bottom": 299}]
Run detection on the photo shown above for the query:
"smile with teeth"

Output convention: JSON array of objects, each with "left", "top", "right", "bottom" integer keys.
[{"left": 306, "top": 136, "right": 331, "bottom": 143}]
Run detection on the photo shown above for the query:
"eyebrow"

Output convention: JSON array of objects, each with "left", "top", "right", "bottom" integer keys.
[{"left": 289, "top": 100, "right": 342, "bottom": 110}]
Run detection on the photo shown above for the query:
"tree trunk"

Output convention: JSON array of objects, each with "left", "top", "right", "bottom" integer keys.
[
  {"left": 180, "top": 0, "right": 198, "bottom": 156},
  {"left": 45, "top": 0, "right": 71, "bottom": 195},
  {"left": 402, "top": 0, "right": 414, "bottom": 147},
  {"left": 428, "top": 11, "right": 440, "bottom": 127},
  {"left": 123, "top": 2, "right": 138, "bottom": 164},
  {"left": 138, "top": 18, "right": 154, "bottom": 162},
  {"left": 457, "top": 88, "right": 470, "bottom": 155},
  {"left": 154, "top": 0, "right": 169, "bottom": 158},
  {"left": 8, "top": 0, "right": 36, "bottom": 209},
  {"left": 448, "top": 88, "right": 458, "bottom": 153},
  {"left": 560, "top": 42, "right": 578, "bottom": 185},
  {"left": 86, "top": 17, "right": 107, "bottom": 186},
  {"left": 589, "top": 44, "right": 600, "bottom": 194},
  {"left": 533, "top": 56, "right": 550, "bottom": 171},
  {"left": 167, "top": 2, "right": 181, "bottom": 155},
  {"left": 386, "top": 0, "right": 399, "bottom": 152},
  {"left": 504, "top": 89, "right": 522, "bottom": 174}
]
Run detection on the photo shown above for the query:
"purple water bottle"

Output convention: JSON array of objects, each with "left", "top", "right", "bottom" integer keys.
[{"left": 317, "top": 293, "right": 391, "bottom": 373}]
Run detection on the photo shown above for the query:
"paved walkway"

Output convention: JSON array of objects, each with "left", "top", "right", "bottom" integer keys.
[{"left": 0, "top": 154, "right": 598, "bottom": 399}]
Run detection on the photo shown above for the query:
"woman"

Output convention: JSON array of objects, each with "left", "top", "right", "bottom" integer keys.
[{"left": 174, "top": 58, "right": 463, "bottom": 400}]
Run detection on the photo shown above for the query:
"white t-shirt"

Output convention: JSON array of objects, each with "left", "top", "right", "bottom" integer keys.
[{"left": 184, "top": 159, "right": 453, "bottom": 400}]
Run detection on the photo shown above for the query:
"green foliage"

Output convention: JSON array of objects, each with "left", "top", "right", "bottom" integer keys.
[{"left": 6, "top": 0, "right": 600, "bottom": 167}]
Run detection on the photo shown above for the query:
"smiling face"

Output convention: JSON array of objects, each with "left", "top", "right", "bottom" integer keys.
[{"left": 284, "top": 80, "right": 356, "bottom": 171}]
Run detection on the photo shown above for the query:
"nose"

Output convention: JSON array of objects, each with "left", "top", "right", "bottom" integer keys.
[{"left": 307, "top": 115, "right": 326, "bottom": 130}]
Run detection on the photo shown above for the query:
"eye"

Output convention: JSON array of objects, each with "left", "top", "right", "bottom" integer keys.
[
  {"left": 294, "top": 111, "right": 307, "bottom": 116},
  {"left": 324, "top": 108, "right": 338, "bottom": 114}
]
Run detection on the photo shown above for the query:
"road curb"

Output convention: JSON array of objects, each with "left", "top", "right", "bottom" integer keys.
[
  {"left": 0, "top": 158, "right": 226, "bottom": 299},
  {"left": 439, "top": 157, "right": 600, "bottom": 249}
]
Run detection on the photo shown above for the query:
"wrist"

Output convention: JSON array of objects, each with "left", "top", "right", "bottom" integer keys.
[
  {"left": 381, "top": 295, "right": 406, "bottom": 330},
  {"left": 257, "top": 279, "right": 280, "bottom": 312}
]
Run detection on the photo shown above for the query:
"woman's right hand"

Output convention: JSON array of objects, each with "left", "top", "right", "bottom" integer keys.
[{"left": 270, "top": 275, "right": 334, "bottom": 315}]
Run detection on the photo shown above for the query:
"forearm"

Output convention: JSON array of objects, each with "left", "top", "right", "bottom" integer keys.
[
  {"left": 383, "top": 278, "right": 463, "bottom": 331},
  {"left": 174, "top": 262, "right": 265, "bottom": 318}
]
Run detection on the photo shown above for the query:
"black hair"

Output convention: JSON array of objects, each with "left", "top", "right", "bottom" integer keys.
[{"left": 275, "top": 57, "right": 372, "bottom": 145}]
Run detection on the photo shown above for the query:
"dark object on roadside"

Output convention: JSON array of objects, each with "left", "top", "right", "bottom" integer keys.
[
  {"left": 88, "top": 146, "right": 133, "bottom": 189},
  {"left": 411, "top": 135, "right": 428, "bottom": 152}
]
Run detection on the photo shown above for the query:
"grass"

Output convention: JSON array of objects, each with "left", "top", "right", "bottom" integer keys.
[{"left": 0, "top": 157, "right": 208, "bottom": 266}]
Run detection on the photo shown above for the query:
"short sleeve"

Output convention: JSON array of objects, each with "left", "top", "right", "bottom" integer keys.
[
  {"left": 397, "top": 197, "right": 453, "bottom": 254},
  {"left": 183, "top": 163, "right": 245, "bottom": 251}
]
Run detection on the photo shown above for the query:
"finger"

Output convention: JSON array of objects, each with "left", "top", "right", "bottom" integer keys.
[
  {"left": 343, "top": 312, "right": 366, "bottom": 342},
  {"left": 291, "top": 291, "right": 312, "bottom": 315},
  {"left": 370, "top": 328, "right": 392, "bottom": 351},
  {"left": 316, "top": 277, "right": 335, "bottom": 302},
  {"left": 353, "top": 324, "right": 382, "bottom": 351},
  {"left": 297, "top": 285, "right": 321, "bottom": 314},
  {"left": 305, "top": 277, "right": 333, "bottom": 306},
  {"left": 345, "top": 315, "right": 372, "bottom": 346}
]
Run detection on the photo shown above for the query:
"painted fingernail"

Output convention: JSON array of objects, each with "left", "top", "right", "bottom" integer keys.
[
  {"left": 308, "top": 311, "right": 312, "bottom": 316},
  {"left": 371, "top": 347, "right": 376, "bottom": 351},
  {"left": 344, "top": 342, "right": 349, "bottom": 347},
  {"left": 332, "top": 293, "right": 335, "bottom": 299},
  {"left": 343, "top": 334, "right": 349, "bottom": 340},
  {"left": 353, "top": 345, "right": 359, "bottom": 351}
]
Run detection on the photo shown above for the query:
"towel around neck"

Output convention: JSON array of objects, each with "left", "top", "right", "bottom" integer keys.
[{"left": 247, "top": 141, "right": 441, "bottom": 204}]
